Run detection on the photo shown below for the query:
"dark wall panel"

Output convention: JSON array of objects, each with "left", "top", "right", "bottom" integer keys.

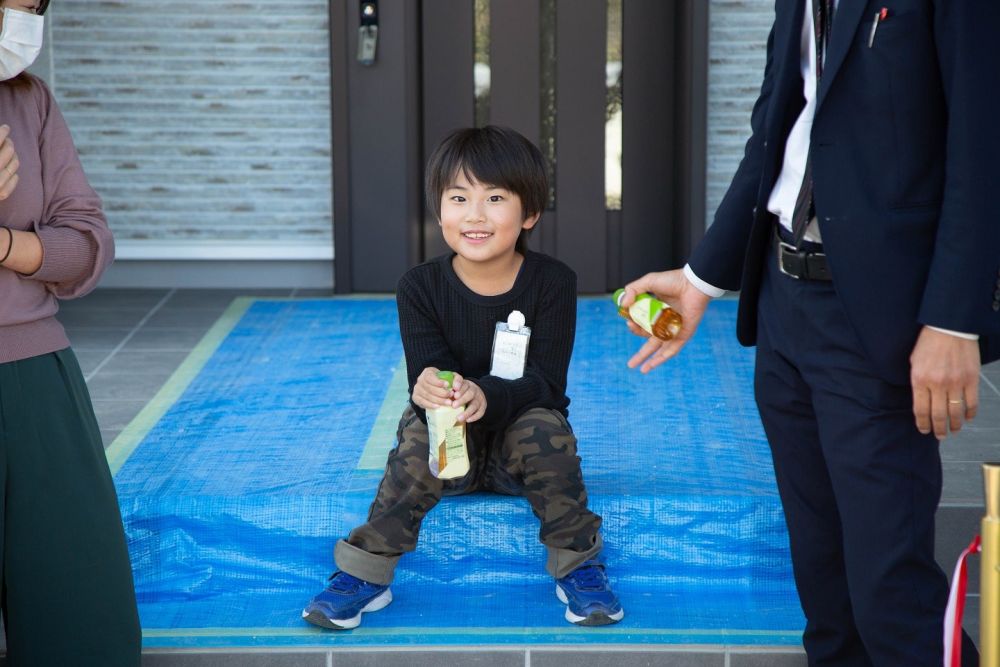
[
  {"left": 676, "top": 0, "right": 709, "bottom": 262},
  {"left": 490, "top": 0, "right": 541, "bottom": 144},
  {"left": 422, "top": 0, "right": 476, "bottom": 261},
  {"left": 332, "top": 0, "right": 352, "bottom": 292},
  {"left": 555, "top": 0, "right": 607, "bottom": 293},
  {"left": 491, "top": 0, "right": 548, "bottom": 255},
  {"left": 622, "top": 0, "right": 676, "bottom": 281},
  {"left": 347, "top": 0, "right": 422, "bottom": 291}
]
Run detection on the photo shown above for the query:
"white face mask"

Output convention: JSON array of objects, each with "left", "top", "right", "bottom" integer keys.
[{"left": 0, "top": 8, "right": 43, "bottom": 81}]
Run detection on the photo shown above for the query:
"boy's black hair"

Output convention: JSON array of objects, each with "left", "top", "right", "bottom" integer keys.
[{"left": 425, "top": 126, "right": 548, "bottom": 254}]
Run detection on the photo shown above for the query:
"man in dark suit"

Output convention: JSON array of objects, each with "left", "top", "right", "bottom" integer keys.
[{"left": 621, "top": 1, "right": 999, "bottom": 664}]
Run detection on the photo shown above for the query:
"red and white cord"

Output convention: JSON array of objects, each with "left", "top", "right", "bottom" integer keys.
[{"left": 944, "top": 534, "right": 980, "bottom": 667}]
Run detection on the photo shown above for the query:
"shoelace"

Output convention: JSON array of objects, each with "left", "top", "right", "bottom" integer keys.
[{"left": 567, "top": 563, "right": 606, "bottom": 591}]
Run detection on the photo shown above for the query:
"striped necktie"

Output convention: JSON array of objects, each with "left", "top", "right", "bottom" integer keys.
[{"left": 790, "top": 0, "right": 835, "bottom": 247}]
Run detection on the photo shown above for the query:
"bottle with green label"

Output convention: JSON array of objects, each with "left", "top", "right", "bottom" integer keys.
[
  {"left": 426, "top": 370, "right": 470, "bottom": 479},
  {"left": 613, "top": 288, "right": 683, "bottom": 341}
]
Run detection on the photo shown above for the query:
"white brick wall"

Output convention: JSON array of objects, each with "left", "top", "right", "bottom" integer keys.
[
  {"left": 49, "top": 0, "right": 333, "bottom": 257},
  {"left": 706, "top": 0, "right": 774, "bottom": 229}
]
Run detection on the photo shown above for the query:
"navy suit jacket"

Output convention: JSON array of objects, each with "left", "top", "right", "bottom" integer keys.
[{"left": 688, "top": 0, "right": 1000, "bottom": 385}]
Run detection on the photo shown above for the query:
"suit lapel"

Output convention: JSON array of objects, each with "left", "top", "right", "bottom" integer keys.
[
  {"left": 816, "top": 0, "right": 866, "bottom": 110},
  {"left": 778, "top": 0, "right": 807, "bottom": 80},
  {"left": 767, "top": 0, "right": 808, "bottom": 130}
]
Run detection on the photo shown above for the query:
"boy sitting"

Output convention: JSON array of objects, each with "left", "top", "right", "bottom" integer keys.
[{"left": 303, "top": 126, "right": 622, "bottom": 629}]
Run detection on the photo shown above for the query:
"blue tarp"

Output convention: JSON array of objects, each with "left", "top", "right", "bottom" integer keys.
[{"left": 113, "top": 298, "right": 805, "bottom": 646}]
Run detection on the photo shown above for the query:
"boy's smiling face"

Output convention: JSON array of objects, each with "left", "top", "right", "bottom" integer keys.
[{"left": 439, "top": 169, "right": 539, "bottom": 266}]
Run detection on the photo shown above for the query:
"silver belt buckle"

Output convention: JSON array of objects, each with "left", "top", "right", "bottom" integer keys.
[{"left": 777, "top": 239, "right": 801, "bottom": 279}]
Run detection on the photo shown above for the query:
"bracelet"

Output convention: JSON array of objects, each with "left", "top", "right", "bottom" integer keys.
[{"left": 0, "top": 226, "right": 11, "bottom": 265}]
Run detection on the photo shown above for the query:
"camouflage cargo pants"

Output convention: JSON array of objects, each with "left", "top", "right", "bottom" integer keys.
[{"left": 334, "top": 405, "right": 603, "bottom": 585}]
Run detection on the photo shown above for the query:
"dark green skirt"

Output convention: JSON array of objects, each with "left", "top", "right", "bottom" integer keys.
[{"left": 0, "top": 348, "right": 140, "bottom": 666}]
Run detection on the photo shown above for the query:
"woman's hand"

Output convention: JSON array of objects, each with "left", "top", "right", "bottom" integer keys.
[{"left": 0, "top": 126, "right": 42, "bottom": 274}]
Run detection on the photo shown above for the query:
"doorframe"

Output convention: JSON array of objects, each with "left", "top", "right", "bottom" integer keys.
[
  {"left": 330, "top": 0, "right": 708, "bottom": 293},
  {"left": 331, "top": 0, "right": 352, "bottom": 293}
]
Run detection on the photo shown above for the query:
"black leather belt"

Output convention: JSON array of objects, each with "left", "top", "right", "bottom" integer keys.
[{"left": 774, "top": 227, "right": 832, "bottom": 281}]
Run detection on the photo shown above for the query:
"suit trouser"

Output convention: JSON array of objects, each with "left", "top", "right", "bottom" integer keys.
[
  {"left": 335, "top": 406, "right": 603, "bottom": 585},
  {"left": 0, "top": 349, "right": 141, "bottom": 667},
  {"left": 754, "top": 255, "right": 978, "bottom": 667}
]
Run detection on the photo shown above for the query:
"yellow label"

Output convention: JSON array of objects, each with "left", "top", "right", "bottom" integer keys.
[
  {"left": 427, "top": 405, "right": 469, "bottom": 479},
  {"left": 627, "top": 299, "right": 657, "bottom": 336},
  {"left": 445, "top": 427, "right": 465, "bottom": 458}
]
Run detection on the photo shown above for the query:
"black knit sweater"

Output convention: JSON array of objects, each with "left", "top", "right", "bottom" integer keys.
[{"left": 396, "top": 250, "right": 576, "bottom": 428}]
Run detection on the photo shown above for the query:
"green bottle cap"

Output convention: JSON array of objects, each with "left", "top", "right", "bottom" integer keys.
[
  {"left": 613, "top": 288, "right": 626, "bottom": 306},
  {"left": 437, "top": 370, "right": 455, "bottom": 389}
]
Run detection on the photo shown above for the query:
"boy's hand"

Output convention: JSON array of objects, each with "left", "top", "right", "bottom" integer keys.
[
  {"left": 451, "top": 374, "right": 486, "bottom": 423},
  {"left": 411, "top": 367, "right": 453, "bottom": 411}
]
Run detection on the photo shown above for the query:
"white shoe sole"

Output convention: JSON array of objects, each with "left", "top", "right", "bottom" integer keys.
[
  {"left": 555, "top": 585, "right": 624, "bottom": 625},
  {"left": 302, "top": 587, "right": 393, "bottom": 630}
]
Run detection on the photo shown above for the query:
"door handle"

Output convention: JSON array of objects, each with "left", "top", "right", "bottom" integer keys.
[{"left": 358, "top": 1, "right": 378, "bottom": 66}]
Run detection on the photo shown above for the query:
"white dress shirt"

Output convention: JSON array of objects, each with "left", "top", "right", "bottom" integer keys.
[
  {"left": 683, "top": 0, "right": 829, "bottom": 299},
  {"left": 766, "top": 0, "right": 828, "bottom": 243}
]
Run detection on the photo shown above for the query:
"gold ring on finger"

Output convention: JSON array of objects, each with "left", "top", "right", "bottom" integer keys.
[{"left": 948, "top": 399, "right": 964, "bottom": 405}]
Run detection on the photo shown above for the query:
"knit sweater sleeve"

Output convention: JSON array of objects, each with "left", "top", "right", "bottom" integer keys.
[
  {"left": 396, "top": 270, "right": 462, "bottom": 421},
  {"left": 24, "top": 78, "right": 113, "bottom": 298},
  {"left": 475, "top": 264, "right": 576, "bottom": 428}
]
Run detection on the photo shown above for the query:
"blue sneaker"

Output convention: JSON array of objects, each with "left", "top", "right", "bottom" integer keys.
[
  {"left": 555, "top": 560, "right": 624, "bottom": 626},
  {"left": 302, "top": 571, "right": 392, "bottom": 630}
]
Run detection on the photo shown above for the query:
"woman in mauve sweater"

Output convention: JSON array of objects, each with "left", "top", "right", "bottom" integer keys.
[{"left": 0, "top": 1, "right": 141, "bottom": 663}]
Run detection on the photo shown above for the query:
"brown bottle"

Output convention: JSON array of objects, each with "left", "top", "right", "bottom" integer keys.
[{"left": 613, "top": 288, "right": 683, "bottom": 341}]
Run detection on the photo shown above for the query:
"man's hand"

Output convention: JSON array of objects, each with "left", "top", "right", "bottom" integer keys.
[
  {"left": 910, "top": 326, "right": 980, "bottom": 439},
  {"left": 451, "top": 374, "right": 486, "bottom": 423},
  {"left": 411, "top": 367, "right": 453, "bottom": 411},
  {"left": 0, "top": 125, "right": 19, "bottom": 200},
  {"left": 620, "top": 269, "right": 712, "bottom": 372}
]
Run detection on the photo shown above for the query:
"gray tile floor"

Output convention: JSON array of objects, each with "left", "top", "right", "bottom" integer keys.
[
  {"left": 59, "top": 289, "right": 329, "bottom": 447},
  {"left": 2, "top": 289, "right": 996, "bottom": 664}
]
